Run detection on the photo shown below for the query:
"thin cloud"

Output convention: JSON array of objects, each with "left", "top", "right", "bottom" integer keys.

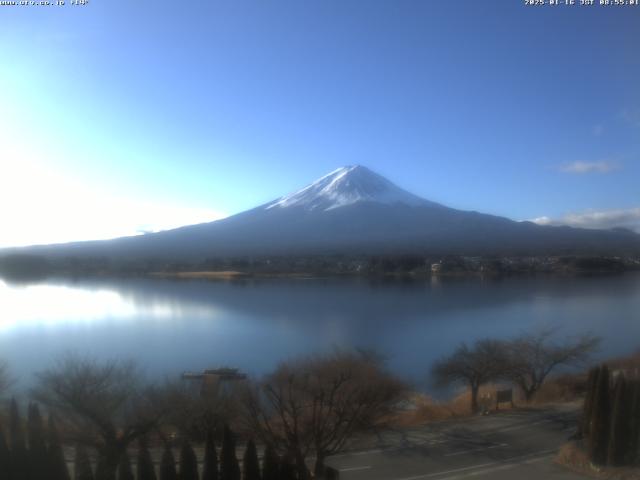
[
  {"left": 531, "top": 208, "right": 640, "bottom": 233},
  {"left": 558, "top": 160, "right": 619, "bottom": 174}
]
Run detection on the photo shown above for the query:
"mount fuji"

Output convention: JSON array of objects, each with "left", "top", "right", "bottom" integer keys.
[{"left": 4, "top": 166, "right": 640, "bottom": 261}]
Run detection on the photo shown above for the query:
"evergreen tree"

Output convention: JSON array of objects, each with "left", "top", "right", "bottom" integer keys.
[
  {"left": 117, "top": 451, "right": 134, "bottom": 480},
  {"left": 202, "top": 430, "right": 218, "bottom": 480},
  {"left": 261, "top": 445, "right": 279, "bottom": 480},
  {"left": 608, "top": 374, "right": 630, "bottom": 466},
  {"left": 74, "top": 444, "right": 94, "bottom": 480},
  {"left": 588, "top": 364, "right": 611, "bottom": 465},
  {"left": 0, "top": 425, "right": 11, "bottom": 480},
  {"left": 9, "top": 399, "right": 25, "bottom": 452},
  {"left": 627, "top": 380, "right": 640, "bottom": 465},
  {"left": 159, "top": 445, "right": 177, "bottom": 480},
  {"left": 10, "top": 399, "right": 29, "bottom": 480},
  {"left": 581, "top": 367, "right": 598, "bottom": 437},
  {"left": 28, "top": 403, "right": 48, "bottom": 480},
  {"left": 220, "top": 425, "right": 240, "bottom": 480},
  {"left": 136, "top": 439, "right": 157, "bottom": 480},
  {"left": 179, "top": 440, "right": 198, "bottom": 480},
  {"left": 278, "top": 455, "right": 296, "bottom": 480},
  {"left": 48, "top": 415, "right": 71, "bottom": 480},
  {"left": 242, "top": 440, "right": 261, "bottom": 480},
  {"left": 95, "top": 455, "right": 111, "bottom": 480}
]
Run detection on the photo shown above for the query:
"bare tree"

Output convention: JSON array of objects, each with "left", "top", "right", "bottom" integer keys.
[
  {"left": 32, "top": 355, "right": 165, "bottom": 480},
  {"left": 431, "top": 339, "right": 507, "bottom": 414},
  {"left": 244, "top": 349, "right": 406, "bottom": 479},
  {"left": 503, "top": 330, "right": 600, "bottom": 402},
  {"left": 156, "top": 378, "right": 242, "bottom": 441}
]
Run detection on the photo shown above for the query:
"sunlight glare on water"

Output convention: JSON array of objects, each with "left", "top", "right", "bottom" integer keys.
[{"left": 0, "top": 279, "right": 221, "bottom": 330}]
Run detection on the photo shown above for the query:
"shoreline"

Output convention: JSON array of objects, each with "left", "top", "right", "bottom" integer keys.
[
  {"left": 149, "top": 270, "right": 321, "bottom": 280},
  {"left": 2, "top": 267, "right": 639, "bottom": 284}
]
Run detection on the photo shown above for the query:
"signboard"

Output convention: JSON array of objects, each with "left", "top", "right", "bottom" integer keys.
[{"left": 496, "top": 388, "right": 514, "bottom": 409}]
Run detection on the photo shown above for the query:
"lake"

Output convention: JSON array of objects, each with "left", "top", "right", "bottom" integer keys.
[{"left": 1, "top": 273, "right": 639, "bottom": 391}]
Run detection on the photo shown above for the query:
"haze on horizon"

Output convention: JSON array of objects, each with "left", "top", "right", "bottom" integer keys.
[{"left": 0, "top": 1, "right": 639, "bottom": 248}]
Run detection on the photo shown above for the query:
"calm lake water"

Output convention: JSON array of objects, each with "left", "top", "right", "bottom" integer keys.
[{"left": 1, "top": 273, "right": 639, "bottom": 390}]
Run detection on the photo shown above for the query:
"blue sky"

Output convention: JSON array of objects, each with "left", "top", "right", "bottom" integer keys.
[{"left": 0, "top": 0, "right": 639, "bottom": 246}]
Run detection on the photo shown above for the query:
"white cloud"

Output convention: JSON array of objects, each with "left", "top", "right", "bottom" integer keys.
[
  {"left": 558, "top": 160, "right": 619, "bottom": 174},
  {"left": 530, "top": 216, "right": 553, "bottom": 225},
  {"left": 531, "top": 208, "right": 640, "bottom": 233}
]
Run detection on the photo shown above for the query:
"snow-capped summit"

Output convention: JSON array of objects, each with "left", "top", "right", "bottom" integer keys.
[{"left": 266, "top": 165, "right": 429, "bottom": 211}]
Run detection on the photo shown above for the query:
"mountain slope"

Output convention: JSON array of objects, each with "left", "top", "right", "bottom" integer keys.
[{"left": 4, "top": 166, "right": 640, "bottom": 260}]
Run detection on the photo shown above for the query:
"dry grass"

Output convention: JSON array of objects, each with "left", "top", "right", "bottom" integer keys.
[
  {"left": 391, "top": 377, "right": 589, "bottom": 429},
  {"left": 530, "top": 350, "right": 640, "bottom": 406},
  {"left": 391, "top": 384, "right": 519, "bottom": 427},
  {"left": 555, "top": 442, "right": 640, "bottom": 479},
  {"left": 556, "top": 442, "right": 595, "bottom": 473},
  {"left": 529, "top": 374, "right": 587, "bottom": 405},
  {"left": 389, "top": 394, "right": 460, "bottom": 427},
  {"left": 608, "top": 351, "right": 640, "bottom": 379}
]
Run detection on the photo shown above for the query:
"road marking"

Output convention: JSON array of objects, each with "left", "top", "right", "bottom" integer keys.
[
  {"left": 339, "top": 465, "right": 372, "bottom": 472},
  {"left": 332, "top": 437, "right": 449, "bottom": 459},
  {"left": 331, "top": 435, "right": 509, "bottom": 460},
  {"left": 443, "top": 443, "right": 508, "bottom": 457},
  {"left": 392, "top": 449, "right": 557, "bottom": 480},
  {"left": 393, "top": 462, "right": 498, "bottom": 480},
  {"left": 436, "top": 454, "right": 551, "bottom": 479},
  {"left": 332, "top": 448, "right": 386, "bottom": 458},
  {"left": 493, "top": 419, "right": 551, "bottom": 433}
]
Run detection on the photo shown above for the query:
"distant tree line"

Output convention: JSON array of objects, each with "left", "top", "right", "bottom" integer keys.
[
  {"left": 580, "top": 364, "right": 640, "bottom": 467},
  {"left": 0, "top": 253, "right": 637, "bottom": 281}
]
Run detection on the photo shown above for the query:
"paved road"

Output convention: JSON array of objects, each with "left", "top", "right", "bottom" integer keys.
[{"left": 326, "top": 406, "right": 589, "bottom": 480}]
